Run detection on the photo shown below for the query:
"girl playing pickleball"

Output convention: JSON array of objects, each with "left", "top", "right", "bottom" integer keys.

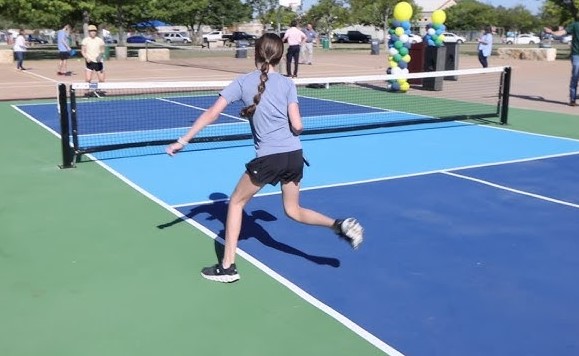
[{"left": 166, "top": 33, "right": 363, "bottom": 283}]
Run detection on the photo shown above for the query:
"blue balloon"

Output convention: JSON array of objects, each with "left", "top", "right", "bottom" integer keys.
[
  {"left": 436, "top": 29, "right": 443, "bottom": 35},
  {"left": 390, "top": 34, "right": 399, "bottom": 42},
  {"left": 428, "top": 39, "right": 435, "bottom": 46},
  {"left": 398, "top": 60, "right": 408, "bottom": 69},
  {"left": 439, "top": 24, "right": 446, "bottom": 32},
  {"left": 391, "top": 82, "right": 401, "bottom": 91},
  {"left": 392, "top": 20, "right": 401, "bottom": 28},
  {"left": 401, "top": 21, "right": 411, "bottom": 30},
  {"left": 404, "top": 42, "right": 411, "bottom": 49}
]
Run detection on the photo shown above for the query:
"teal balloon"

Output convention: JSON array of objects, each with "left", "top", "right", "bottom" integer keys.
[
  {"left": 393, "top": 53, "right": 402, "bottom": 62},
  {"left": 399, "top": 47, "right": 409, "bottom": 56},
  {"left": 394, "top": 40, "right": 403, "bottom": 49}
]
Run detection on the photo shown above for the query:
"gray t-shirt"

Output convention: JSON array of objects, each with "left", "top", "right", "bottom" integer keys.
[{"left": 220, "top": 70, "right": 302, "bottom": 157}]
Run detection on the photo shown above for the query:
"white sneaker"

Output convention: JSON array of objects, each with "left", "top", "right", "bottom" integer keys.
[{"left": 334, "top": 218, "right": 364, "bottom": 249}]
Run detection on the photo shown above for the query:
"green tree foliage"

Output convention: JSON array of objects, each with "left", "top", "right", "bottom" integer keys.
[
  {"left": 248, "top": 0, "right": 279, "bottom": 30},
  {"left": 349, "top": 0, "right": 420, "bottom": 29},
  {"left": 541, "top": 0, "right": 579, "bottom": 26},
  {"left": 302, "top": 0, "right": 350, "bottom": 36},
  {"left": 262, "top": 6, "right": 300, "bottom": 31},
  {"left": 445, "top": 0, "right": 497, "bottom": 31},
  {"left": 494, "top": 5, "right": 539, "bottom": 32}
]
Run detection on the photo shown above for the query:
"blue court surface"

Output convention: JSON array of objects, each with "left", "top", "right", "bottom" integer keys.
[{"left": 16, "top": 94, "right": 579, "bottom": 356}]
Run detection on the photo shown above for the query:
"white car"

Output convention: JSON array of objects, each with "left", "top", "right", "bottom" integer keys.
[
  {"left": 503, "top": 34, "right": 540, "bottom": 45},
  {"left": 163, "top": 32, "right": 191, "bottom": 44},
  {"left": 561, "top": 34, "right": 572, "bottom": 44},
  {"left": 442, "top": 32, "right": 466, "bottom": 43}
]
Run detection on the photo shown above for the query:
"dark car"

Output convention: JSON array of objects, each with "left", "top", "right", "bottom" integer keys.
[
  {"left": 225, "top": 31, "right": 257, "bottom": 46},
  {"left": 345, "top": 31, "right": 371, "bottom": 43},
  {"left": 126, "top": 35, "right": 155, "bottom": 44},
  {"left": 333, "top": 33, "right": 350, "bottom": 43},
  {"left": 27, "top": 35, "right": 48, "bottom": 44}
]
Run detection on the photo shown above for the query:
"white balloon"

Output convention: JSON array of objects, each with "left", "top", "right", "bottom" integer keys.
[
  {"left": 427, "top": 28, "right": 436, "bottom": 36},
  {"left": 399, "top": 34, "right": 409, "bottom": 43},
  {"left": 391, "top": 66, "right": 403, "bottom": 75},
  {"left": 389, "top": 47, "right": 399, "bottom": 56},
  {"left": 401, "top": 68, "right": 409, "bottom": 75}
]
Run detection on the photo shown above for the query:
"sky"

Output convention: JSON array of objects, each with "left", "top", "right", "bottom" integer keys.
[{"left": 300, "top": 0, "right": 544, "bottom": 14}]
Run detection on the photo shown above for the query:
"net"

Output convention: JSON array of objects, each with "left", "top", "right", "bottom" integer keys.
[{"left": 57, "top": 66, "right": 511, "bottom": 167}]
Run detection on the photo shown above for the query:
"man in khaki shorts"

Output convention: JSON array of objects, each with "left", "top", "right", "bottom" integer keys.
[{"left": 81, "top": 24, "right": 106, "bottom": 96}]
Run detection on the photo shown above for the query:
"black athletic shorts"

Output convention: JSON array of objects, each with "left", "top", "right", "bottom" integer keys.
[
  {"left": 245, "top": 149, "right": 304, "bottom": 186},
  {"left": 85, "top": 61, "right": 104, "bottom": 72},
  {"left": 59, "top": 51, "right": 70, "bottom": 60}
]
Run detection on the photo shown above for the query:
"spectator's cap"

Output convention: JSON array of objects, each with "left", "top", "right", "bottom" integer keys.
[{"left": 88, "top": 25, "right": 97, "bottom": 32}]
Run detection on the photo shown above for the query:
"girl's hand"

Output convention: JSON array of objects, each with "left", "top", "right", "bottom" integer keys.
[{"left": 166, "top": 142, "right": 185, "bottom": 156}]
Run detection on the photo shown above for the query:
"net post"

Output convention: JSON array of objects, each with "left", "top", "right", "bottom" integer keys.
[
  {"left": 500, "top": 66, "right": 511, "bottom": 125},
  {"left": 57, "top": 83, "right": 75, "bottom": 169}
]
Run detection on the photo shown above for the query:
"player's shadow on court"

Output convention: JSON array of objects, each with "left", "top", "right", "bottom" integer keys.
[
  {"left": 157, "top": 192, "right": 340, "bottom": 268},
  {"left": 510, "top": 94, "right": 570, "bottom": 106}
]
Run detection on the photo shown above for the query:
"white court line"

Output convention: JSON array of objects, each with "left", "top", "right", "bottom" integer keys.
[
  {"left": 442, "top": 171, "right": 579, "bottom": 209},
  {"left": 22, "top": 70, "right": 60, "bottom": 83},
  {"left": 174, "top": 150, "right": 579, "bottom": 207},
  {"left": 12, "top": 101, "right": 402, "bottom": 355},
  {"left": 86, "top": 156, "right": 403, "bottom": 356},
  {"left": 156, "top": 97, "right": 248, "bottom": 122}
]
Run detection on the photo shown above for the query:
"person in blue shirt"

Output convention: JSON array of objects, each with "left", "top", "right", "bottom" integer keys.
[
  {"left": 544, "top": 14, "right": 579, "bottom": 106},
  {"left": 57, "top": 24, "right": 72, "bottom": 75},
  {"left": 166, "top": 33, "right": 364, "bottom": 283},
  {"left": 477, "top": 26, "right": 493, "bottom": 68}
]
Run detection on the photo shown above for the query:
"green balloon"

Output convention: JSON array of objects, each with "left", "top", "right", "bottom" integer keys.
[
  {"left": 399, "top": 47, "right": 409, "bottom": 56},
  {"left": 394, "top": 40, "right": 403, "bottom": 49},
  {"left": 393, "top": 53, "right": 402, "bottom": 62}
]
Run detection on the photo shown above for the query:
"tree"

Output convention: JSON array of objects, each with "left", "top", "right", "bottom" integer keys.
[
  {"left": 248, "top": 0, "right": 279, "bottom": 30},
  {"left": 495, "top": 5, "right": 539, "bottom": 33},
  {"left": 541, "top": 0, "right": 579, "bottom": 26},
  {"left": 445, "top": 0, "right": 497, "bottom": 31},
  {"left": 302, "top": 0, "right": 350, "bottom": 37},
  {"left": 349, "top": 0, "right": 420, "bottom": 44}
]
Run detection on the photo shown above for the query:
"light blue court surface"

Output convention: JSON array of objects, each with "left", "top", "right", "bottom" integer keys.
[{"left": 16, "top": 97, "right": 579, "bottom": 356}]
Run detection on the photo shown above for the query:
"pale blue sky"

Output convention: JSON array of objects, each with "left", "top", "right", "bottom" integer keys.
[{"left": 301, "top": 0, "right": 544, "bottom": 14}]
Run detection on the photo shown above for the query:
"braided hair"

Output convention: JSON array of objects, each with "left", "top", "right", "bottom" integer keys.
[{"left": 240, "top": 33, "right": 284, "bottom": 118}]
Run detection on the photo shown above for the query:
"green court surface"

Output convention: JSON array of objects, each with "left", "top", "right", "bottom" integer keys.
[{"left": 0, "top": 100, "right": 577, "bottom": 356}]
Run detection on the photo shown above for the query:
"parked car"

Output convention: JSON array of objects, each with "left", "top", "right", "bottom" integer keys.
[
  {"left": 561, "top": 34, "right": 572, "bottom": 44},
  {"left": 442, "top": 32, "right": 466, "bottom": 44},
  {"left": 223, "top": 31, "right": 257, "bottom": 46},
  {"left": 502, "top": 34, "right": 540, "bottom": 45},
  {"left": 126, "top": 35, "right": 155, "bottom": 44},
  {"left": 408, "top": 33, "right": 423, "bottom": 44},
  {"left": 104, "top": 37, "right": 118, "bottom": 44},
  {"left": 332, "top": 33, "right": 349, "bottom": 43},
  {"left": 202, "top": 31, "right": 224, "bottom": 42},
  {"left": 27, "top": 35, "right": 48, "bottom": 44},
  {"left": 163, "top": 32, "right": 191, "bottom": 44}
]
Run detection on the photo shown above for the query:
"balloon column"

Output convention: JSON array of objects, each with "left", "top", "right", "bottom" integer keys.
[
  {"left": 387, "top": 1, "right": 413, "bottom": 92},
  {"left": 423, "top": 9, "right": 447, "bottom": 47}
]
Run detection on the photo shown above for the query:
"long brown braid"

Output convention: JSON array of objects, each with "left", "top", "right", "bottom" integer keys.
[{"left": 240, "top": 33, "right": 284, "bottom": 118}]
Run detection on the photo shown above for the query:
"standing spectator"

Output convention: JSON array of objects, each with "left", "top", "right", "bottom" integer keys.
[
  {"left": 300, "top": 23, "right": 318, "bottom": 65},
  {"left": 81, "top": 24, "right": 106, "bottom": 96},
  {"left": 477, "top": 25, "right": 493, "bottom": 68},
  {"left": 282, "top": 20, "right": 306, "bottom": 78},
  {"left": 13, "top": 29, "right": 28, "bottom": 71},
  {"left": 544, "top": 14, "right": 579, "bottom": 106},
  {"left": 57, "top": 24, "right": 72, "bottom": 75}
]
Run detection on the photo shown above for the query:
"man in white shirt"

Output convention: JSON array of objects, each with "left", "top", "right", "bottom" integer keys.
[
  {"left": 13, "top": 29, "right": 28, "bottom": 71},
  {"left": 81, "top": 24, "right": 106, "bottom": 90},
  {"left": 282, "top": 20, "right": 306, "bottom": 78}
]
